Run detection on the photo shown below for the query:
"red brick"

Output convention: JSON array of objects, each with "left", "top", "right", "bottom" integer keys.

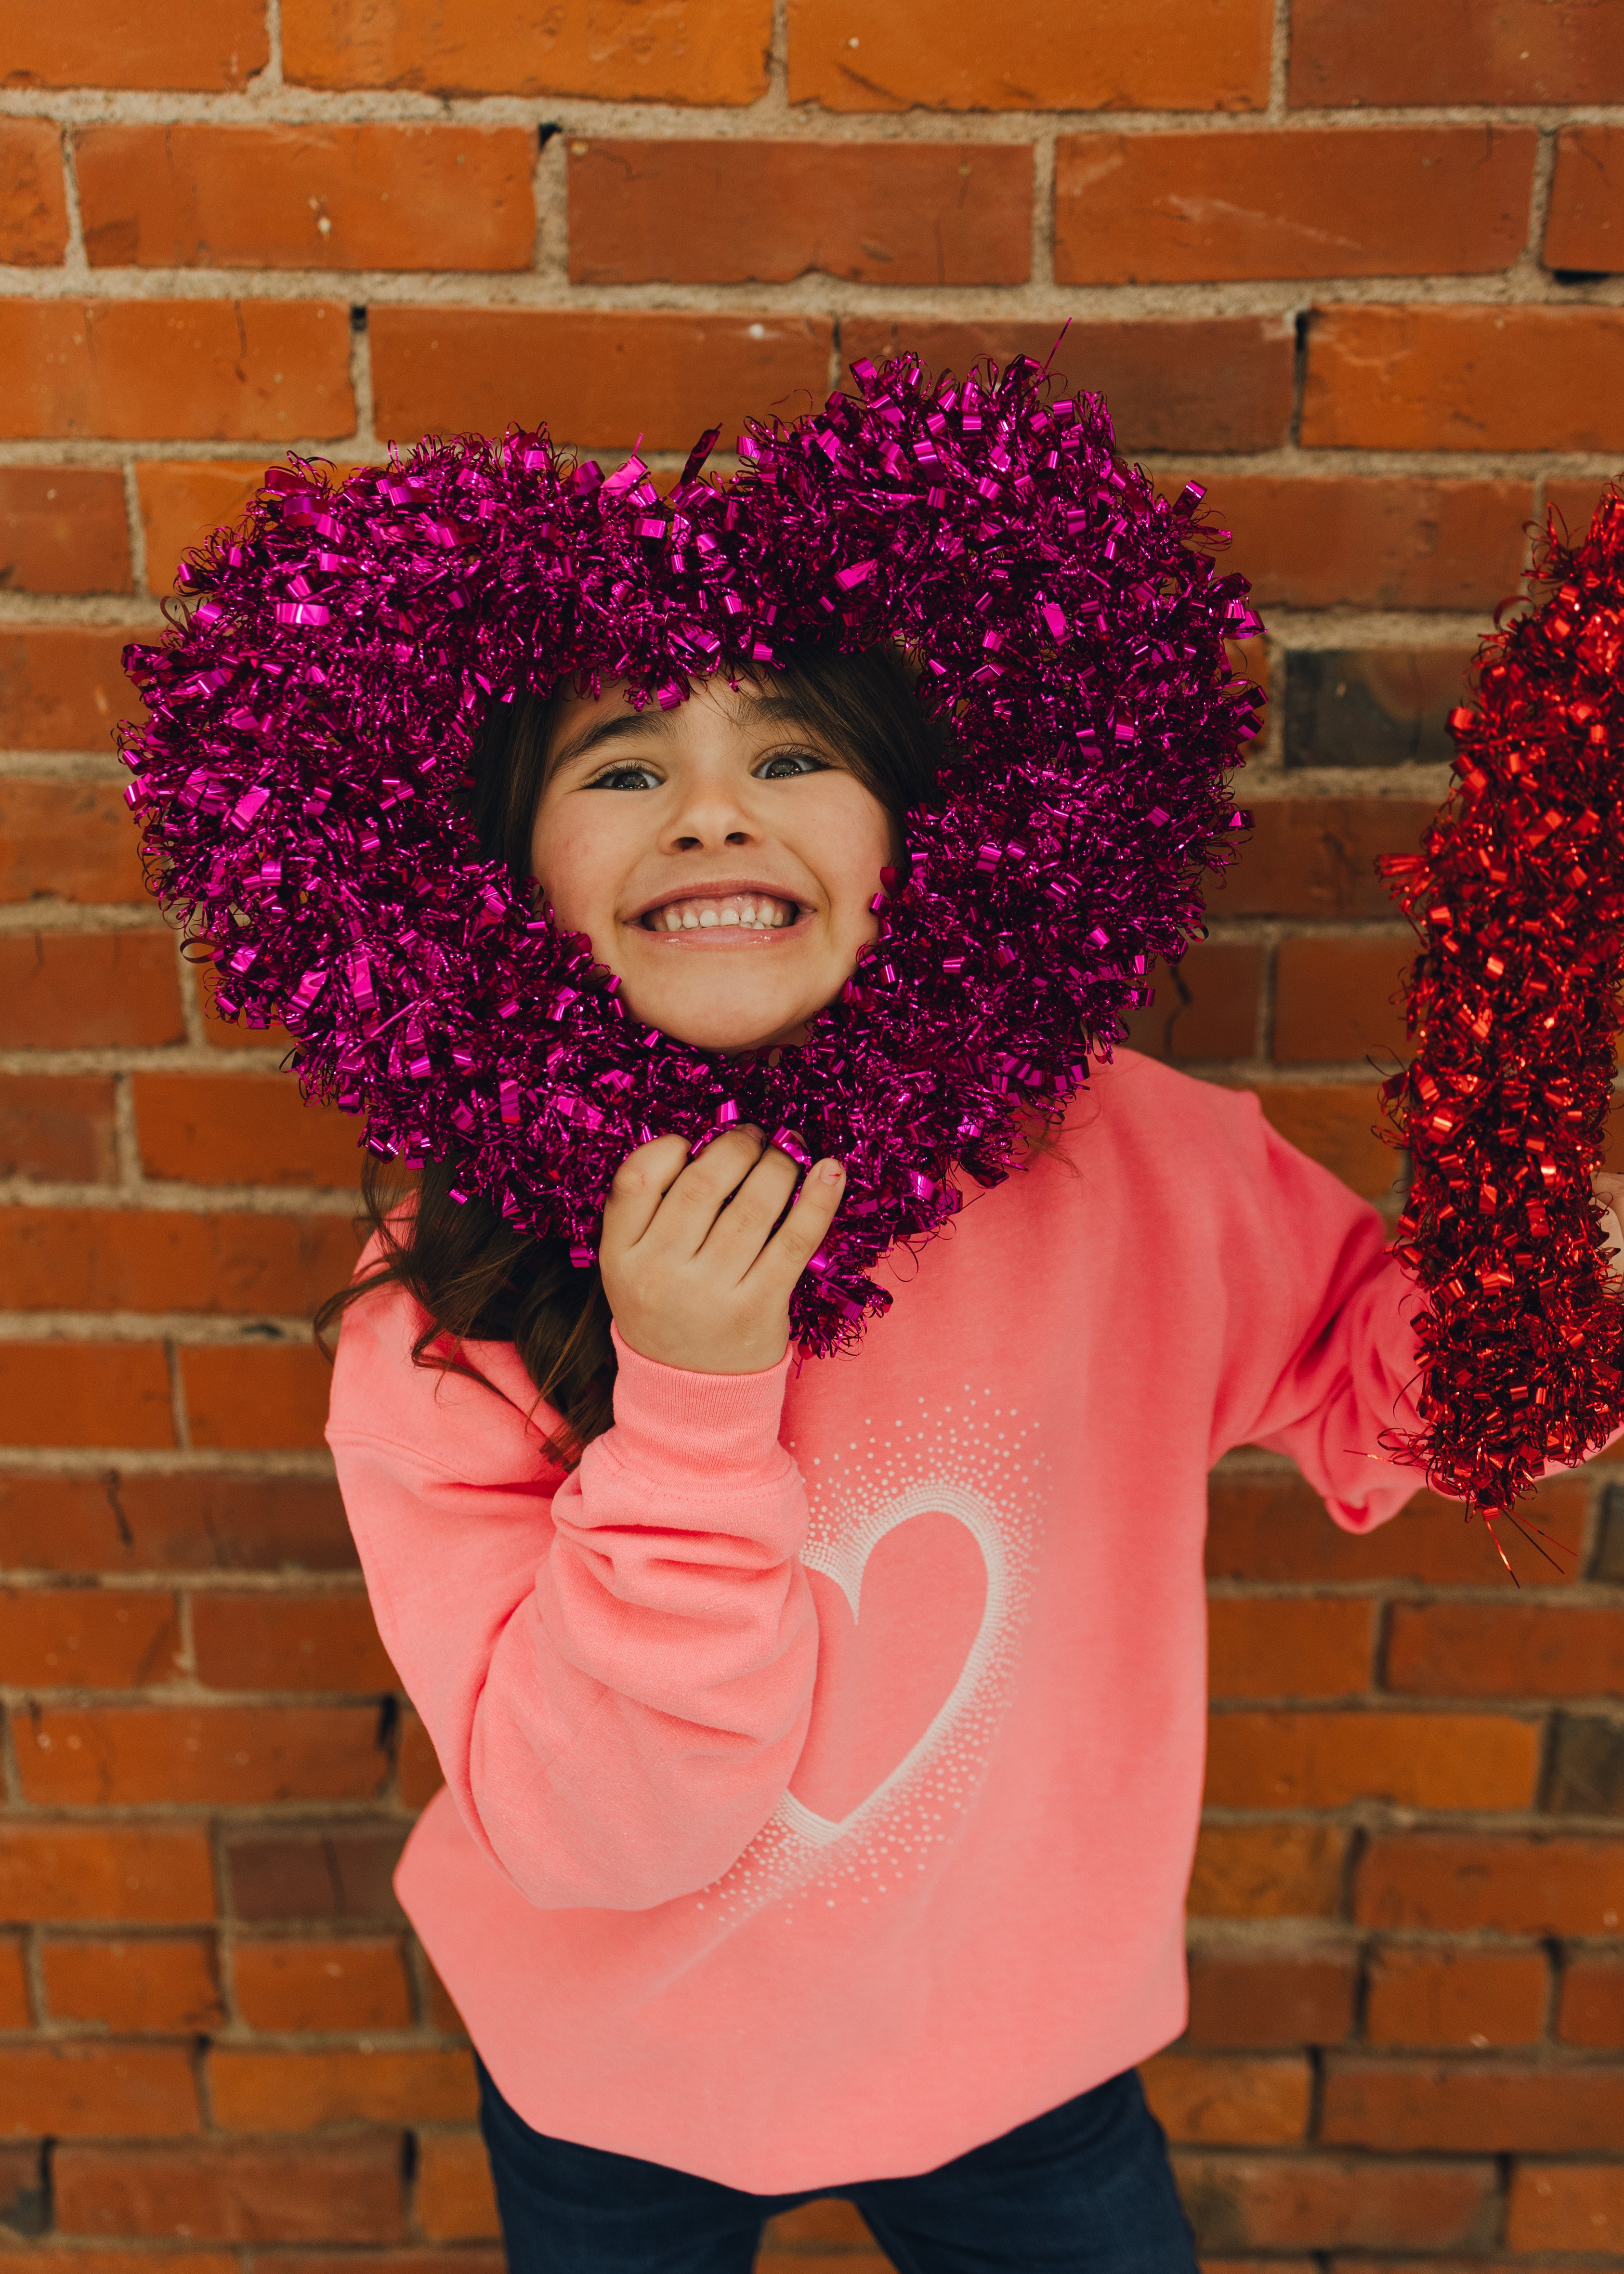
[
  {"left": 1058, "top": 127, "right": 1533, "bottom": 286},
  {"left": 1207, "top": 1473, "right": 1585, "bottom": 1587},
  {"left": 1272, "top": 938, "right": 1415, "bottom": 1068},
  {"left": 1356, "top": 1833, "right": 1624, "bottom": 1934},
  {"left": 0, "top": 1342, "right": 175, "bottom": 1451},
  {"left": 284, "top": 0, "right": 770, "bottom": 100},
  {"left": 1545, "top": 125, "right": 1624, "bottom": 274},
  {"left": 193, "top": 1593, "right": 396, "bottom": 1692},
  {"left": 762, "top": 2198, "right": 877, "bottom": 2249},
  {"left": 1119, "top": 941, "right": 1265, "bottom": 1065},
  {"left": 1284, "top": 641, "right": 1476, "bottom": 772},
  {"left": 0, "top": 468, "right": 129, "bottom": 594},
  {"left": 1185, "top": 1950, "right": 1356, "bottom": 2046},
  {"left": 0, "top": 118, "right": 68, "bottom": 263},
  {"left": 1364, "top": 1947, "right": 1548, "bottom": 2048},
  {"left": 1303, "top": 306, "right": 1624, "bottom": 454},
  {"left": 371, "top": 307, "right": 832, "bottom": 456},
  {"left": 1509, "top": 2162, "right": 1624, "bottom": 2250},
  {"left": 1, "top": 0, "right": 268, "bottom": 90},
  {"left": 255, "top": 2257, "right": 501, "bottom": 2274},
  {"left": 1172, "top": 2149, "right": 1496, "bottom": 2251},
  {"left": 180, "top": 1343, "right": 336, "bottom": 1452},
  {"left": 137, "top": 459, "right": 280, "bottom": 599},
  {"left": 15, "top": 1704, "right": 387, "bottom": 1806},
  {"left": 569, "top": 139, "right": 1030, "bottom": 287},
  {"left": 0, "top": 1072, "right": 118, "bottom": 1182},
  {"left": 0, "top": 2043, "right": 199, "bottom": 2137},
  {"left": 1558, "top": 1959, "right": 1624, "bottom": 2048},
  {"left": 0, "top": 624, "right": 145, "bottom": 751},
  {"left": 1158, "top": 473, "right": 1533, "bottom": 613},
  {"left": 415, "top": 2130, "right": 499, "bottom": 2240},
  {"left": 0, "top": 2257, "right": 235, "bottom": 2274},
  {"left": 133, "top": 1072, "right": 366, "bottom": 1188},
  {"left": 1546, "top": 477, "right": 1620, "bottom": 549},
  {"left": 224, "top": 1825, "right": 407, "bottom": 1925},
  {"left": 0, "top": 779, "right": 145, "bottom": 903},
  {"left": 54, "top": 2134, "right": 406, "bottom": 2241},
  {"left": 1229, "top": 1083, "right": 1401, "bottom": 1202},
  {"left": 1388, "top": 1603, "right": 1624, "bottom": 1699},
  {"left": 1207, "top": 1710, "right": 1538, "bottom": 1812},
  {"left": 0, "top": 927, "right": 182, "bottom": 1046},
  {"left": 1207, "top": 1598, "right": 1372, "bottom": 1699},
  {"left": 399, "top": 1709, "right": 445, "bottom": 1808},
  {"left": 233, "top": 1936, "right": 413, "bottom": 2031},
  {"left": 842, "top": 317, "right": 1293, "bottom": 454},
  {"left": 0, "top": 1825, "right": 216, "bottom": 1924},
  {"left": 1221, "top": 798, "right": 1439, "bottom": 919},
  {"left": 0, "top": 300, "right": 353, "bottom": 442},
  {"left": 42, "top": 1936, "right": 223, "bottom": 2031},
  {"left": 1187, "top": 1823, "right": 1348, "bottom": 1921},
  {"left": 0, "top": 1585, "right": 181, "bottom": 1686},
  {"left": 210, "top": 2046, "right": 478, "bottom": 2130},
  {"left": 1323, "top": 2059, "right": 1624, "bottom": 2152},
  {"left": 78, "top": 125, "right": 535, "bottom": 274},
  {"left": 0, "top": 1938, "right": 29, "bottom": 2029},
  {"left": 1289, "top": 0, "right": 1624, "bottom": 105},
  {"left": 1140, "top": 2052, "right": 1310, "bottom": 2144},
  {"left": 0, "top": 1471, "right": 356, "bottom": 1576},
  {"left": 0, "top": 1207, "right": 363, "bottom": 1316},
  {"left": 786, "top": 0, "right": 1270, "bottom": 110}
]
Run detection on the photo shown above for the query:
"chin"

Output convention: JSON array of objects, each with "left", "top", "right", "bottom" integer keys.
[{"left": 626, "top": 991, "right": 818, "bottom": 1054}]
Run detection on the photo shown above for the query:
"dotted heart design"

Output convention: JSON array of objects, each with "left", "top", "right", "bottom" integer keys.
[{"left": 778, "top": 1481, "right": 1009, "bottom": 1851}]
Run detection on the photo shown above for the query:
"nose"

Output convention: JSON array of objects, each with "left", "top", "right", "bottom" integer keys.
[{"left": 660, "top": 770, "right": 759, "bottom": 855}]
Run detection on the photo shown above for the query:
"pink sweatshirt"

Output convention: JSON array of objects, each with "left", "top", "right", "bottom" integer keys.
[{"left": 325, "top": 1047, "right": 1556, "bottom": 2192}]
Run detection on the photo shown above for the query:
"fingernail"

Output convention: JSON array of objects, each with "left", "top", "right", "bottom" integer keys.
[{"left": 819, "top": 1158, "right": 845, "bottom": 1183}]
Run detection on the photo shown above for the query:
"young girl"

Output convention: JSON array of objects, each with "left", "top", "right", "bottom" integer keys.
[{"left": 313, "top": 630, "right": 1622, "bottom": 2273}]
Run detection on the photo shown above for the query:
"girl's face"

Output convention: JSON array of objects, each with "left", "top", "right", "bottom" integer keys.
[{"left": 527, "top": 673, "right": 896, "bottom": 1053}]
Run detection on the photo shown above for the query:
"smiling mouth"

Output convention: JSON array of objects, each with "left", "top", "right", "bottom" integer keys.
[{"left": 639, "top": 891, "right": 800, "bottom": 934}]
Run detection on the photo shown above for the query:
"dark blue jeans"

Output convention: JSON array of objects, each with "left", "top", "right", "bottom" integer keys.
[{"left": 475, "top": 2053, "right": 1199, "bottom": 2274}]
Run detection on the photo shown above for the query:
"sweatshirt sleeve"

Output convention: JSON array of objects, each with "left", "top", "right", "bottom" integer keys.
[
  {"left": 326, "top": 1290, "right": 819, "bottom": 1913},
  {"left": 1210, "top": 1091, "right": 1624, "bottom": 1534},
  {"left": 1210, "top": 1096, "right": 1610, "bottom": 1528}
]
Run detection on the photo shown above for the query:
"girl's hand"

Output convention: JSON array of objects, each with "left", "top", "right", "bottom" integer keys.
[{"left": 599, "top": 1127, "right": 846, "bottom": 1374}]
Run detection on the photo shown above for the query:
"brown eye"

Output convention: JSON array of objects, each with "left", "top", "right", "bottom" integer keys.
[{"left": 756, "top": 747, "right": 829, "bottom": 781}]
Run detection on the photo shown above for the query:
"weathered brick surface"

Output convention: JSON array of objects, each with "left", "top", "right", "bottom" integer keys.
[
  {"left": 370, "top": 307, "right": 834, "bottom": 455},
  {"left": 785, "top": 0, "right": 1272, "bottom": 112},
  {"left": 0, "top": 298, "right": 352, "bottom": 441},
  {"left": 1055, "top": 128, "right": 1536, "bottom": 284},
  {"left": 1, "top": 0, "right": 269, "bottom": 91},
  {"left": 1302, "top": 306, "right": 1624, "bottom": 453},
  {"left": 283, "top": 0, "right": 773, "bottom": 102},
  {"left": 0, "top": 468, "right": 131, "bottom": 593},
  {"left": 1288, "top": 0, "right": 1624, "bottom": 107},
  {"left": 1545, "top": 126, "right": 1624, "bottom": 274},
  {"left": 2, "top": 10, "right": 1619, "bottom": 2264},
  {"left": 76, "top": 125, "right": 536, "bottom": 273},
  {"left": 569, "top": 139, "right": 1033, "bottom": 287}
]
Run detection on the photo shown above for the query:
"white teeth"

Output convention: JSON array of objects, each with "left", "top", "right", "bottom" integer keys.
[{"left": 647, "top": 892, "right": 798, "bottom": 931}]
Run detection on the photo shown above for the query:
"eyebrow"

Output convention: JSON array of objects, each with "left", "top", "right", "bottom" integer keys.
[{"left": 549, "top": 688, "right": 827, "bottom": 774}]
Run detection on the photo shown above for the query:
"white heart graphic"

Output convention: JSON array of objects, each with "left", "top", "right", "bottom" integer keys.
[{"left": 774, "top": 1480, "right": 1009, "bottom": 1851}]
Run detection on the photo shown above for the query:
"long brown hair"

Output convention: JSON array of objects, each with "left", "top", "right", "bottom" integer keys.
[{"left": 312, "top": 647, "right": 948, "bottom": 1465}]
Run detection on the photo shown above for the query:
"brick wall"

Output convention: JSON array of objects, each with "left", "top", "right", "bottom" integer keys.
[{"left": 1, "top": 2, "right": 1622, "bottom": 2265}]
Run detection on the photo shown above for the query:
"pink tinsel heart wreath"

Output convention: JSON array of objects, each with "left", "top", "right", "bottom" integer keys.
[
  {"left": 1374, "top": 487, "right": 1624, "bottom": 1535},
  {"left": 118, "top": 349, "right": 1264, "bottom": 1356}
]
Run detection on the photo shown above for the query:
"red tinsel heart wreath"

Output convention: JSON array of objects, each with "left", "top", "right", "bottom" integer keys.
[
  {"left": 1374, "top": 487, "right": 1624, "bottom": 1529},
  {"left": 118, "top": 349, "right": 1263, "bottom": 1357}
]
